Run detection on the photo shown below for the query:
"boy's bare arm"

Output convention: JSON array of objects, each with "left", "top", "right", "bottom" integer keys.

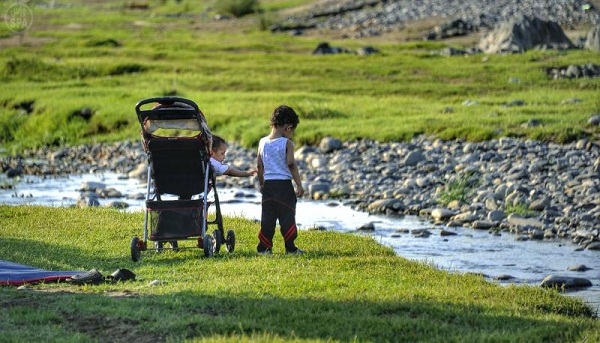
[
  {"left": 257, "top": 153, "right": 265, "bottom": 190},
  {"left": 286, "top": 140, "right": 304, "bottom": 197}
]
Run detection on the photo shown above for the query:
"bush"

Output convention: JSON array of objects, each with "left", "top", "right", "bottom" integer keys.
[
  {"left": 214, "top": 0, "right": 259, "bottom": 18},
  {"left": 106, "top": 63, "right": 146, "bottom": 76},
  {"left": 437, "top": 172, "right": 478, "bottom": 206}
]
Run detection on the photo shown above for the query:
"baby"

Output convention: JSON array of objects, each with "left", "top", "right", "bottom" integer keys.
[{"left": 210, "top": 135, "right": 257, "bottom": 177}]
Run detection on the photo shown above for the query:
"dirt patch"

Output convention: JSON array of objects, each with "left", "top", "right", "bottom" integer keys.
[
  {"left": 5, "top": 287, "right": 152, "bottom": 342},
  {"left": 63, "top": 314, "right": 159, "bottom": 343},
  {"left": 0, "top": 35, "right": 54, "bottom": 48}
]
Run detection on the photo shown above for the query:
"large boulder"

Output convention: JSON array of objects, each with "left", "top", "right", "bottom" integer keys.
[
  {"left": 479, "top": 15, "right": 574, "bottom": 54},
  {"left": 584, "top": 25, "right": 600, "bottom": 51}
]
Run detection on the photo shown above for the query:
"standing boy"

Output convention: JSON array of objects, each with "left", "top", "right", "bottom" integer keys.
[{"left": 256, "top": 105, "right": 305, "bottom": 255}]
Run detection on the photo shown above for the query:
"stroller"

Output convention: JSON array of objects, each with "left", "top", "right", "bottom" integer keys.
[{"left": 130, "top": 96, "right": 235, "bottom": 261}]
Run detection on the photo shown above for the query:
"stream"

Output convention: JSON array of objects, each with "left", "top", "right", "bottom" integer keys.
[{"left": 1, "top": 171, "right": 598, "bottom": 314}]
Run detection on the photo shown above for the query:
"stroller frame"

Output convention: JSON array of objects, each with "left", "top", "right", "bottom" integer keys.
[{"left": 130, "top": 96, "right": 235, "bottom": 261}]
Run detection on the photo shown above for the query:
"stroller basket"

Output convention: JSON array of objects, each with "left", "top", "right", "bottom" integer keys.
[{"left": 147, "top": 199, "right": 203, "bottom": 240}]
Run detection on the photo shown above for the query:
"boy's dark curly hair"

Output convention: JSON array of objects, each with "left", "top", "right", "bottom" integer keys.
[{"left": 270, "top": 105, "right": 299, "bottom": 128}]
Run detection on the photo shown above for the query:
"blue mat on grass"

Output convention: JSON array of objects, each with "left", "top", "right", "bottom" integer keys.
[{"left": 0, "top": 260, "right": 80, "bottom": 286}]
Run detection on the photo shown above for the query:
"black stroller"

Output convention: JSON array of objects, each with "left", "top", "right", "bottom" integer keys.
[{"left": 130, "top": 97, "right": 235, "bottom": 261}]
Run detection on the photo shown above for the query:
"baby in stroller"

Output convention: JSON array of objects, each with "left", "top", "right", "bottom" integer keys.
[{"left": 210, "top": 135, "right": 257, "bottom": 177}]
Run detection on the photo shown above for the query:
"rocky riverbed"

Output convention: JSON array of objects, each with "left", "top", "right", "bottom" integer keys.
[
  {"left": 274, "top": 0, "right": 600, "bottom": 38},
  {"left": 2, "top": 136, "right": 600, "bottom": 254}
]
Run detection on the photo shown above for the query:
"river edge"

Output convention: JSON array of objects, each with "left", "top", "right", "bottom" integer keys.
[{"left": 2, "top": 137, "right": 600, "bottom": 249}]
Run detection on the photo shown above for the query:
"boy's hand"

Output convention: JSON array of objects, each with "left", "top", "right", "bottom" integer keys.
[{"left": 296, "top": 185, "right": 305, "bottom": 197}]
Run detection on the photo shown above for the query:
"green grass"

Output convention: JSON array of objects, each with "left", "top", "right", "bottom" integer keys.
[
  {"left": 2, "top": 3, "right": 599, "bottom": 341},
  {"left": 0, "top": 1, "right": 599, "bottom": 154},
  {"left": 0, "top": 205, "right": 598, "bottom": 342},
  {"left": 436, "top": 172, "right": 479, "bottom": 206}
]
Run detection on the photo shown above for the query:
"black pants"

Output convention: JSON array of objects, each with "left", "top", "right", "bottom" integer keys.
[{"left": 258, "top": 180, "right": 298, "bottom": 252}]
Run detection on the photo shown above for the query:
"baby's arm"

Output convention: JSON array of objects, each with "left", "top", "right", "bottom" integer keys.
[{"left": 224, "top": 166, "right": 257, "bottom": 177}]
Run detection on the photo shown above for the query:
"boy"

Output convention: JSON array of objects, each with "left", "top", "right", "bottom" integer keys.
[
  {"left": 210, "top": 135, "right": 257, "bottom": 177},
  {"left": 256, "top": 105, "right": 305, "bottom": 255}
]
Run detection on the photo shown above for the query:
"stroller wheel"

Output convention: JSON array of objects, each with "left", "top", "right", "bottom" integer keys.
[
  {"left": 212, "top": 229, "right": 223, "bottom": 254},
  {"left": 202, "top": 234, "right": 215, "bottom": 257},
  {"left": 225, "top": 229, "right": 235, "bottom": 253},
  {"left": 130, "top": 236, "right": 141, "bottom": 262}
]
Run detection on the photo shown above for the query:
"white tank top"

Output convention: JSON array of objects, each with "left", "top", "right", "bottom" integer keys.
[{"left": 258, "top": 136, "right": 292, "bottom": 180}]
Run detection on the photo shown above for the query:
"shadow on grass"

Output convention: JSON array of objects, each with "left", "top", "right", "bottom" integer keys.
[
  {"left": 0, "top": 237, "right": 596, "bottom": 342},
  {"left": 0, "top": 234, "right": 370, "bottom": 273},
  {"left": 2, "top": 286, "right": 594, "bottom": 343}
]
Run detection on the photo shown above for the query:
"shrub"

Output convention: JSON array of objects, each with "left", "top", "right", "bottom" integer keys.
[
  {"left": 437, "top": 172, "right": 478, "bottom": 206},
  {"left": 1, "top": 57, "right": 99, "bottom": 81},
  {"left": 106, "top": 63, "right": 146, "bottom": 76},
  {"left": 505, "top": 203, "right": 537, "bottom": 217},
  {"left": 214, "top": 0, "right": 259, "bottom": 18}
]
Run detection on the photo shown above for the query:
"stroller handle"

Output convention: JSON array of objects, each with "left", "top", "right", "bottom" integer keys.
[
  {"left": 135, "top": 97, "right": 204, "bottom": 124},
  {"left": 135, "top": 96, "right": 201, "bottom": 114}
]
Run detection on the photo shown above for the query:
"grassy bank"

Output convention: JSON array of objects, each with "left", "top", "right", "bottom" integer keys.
[
  {"left": 0, "top": 1, "right": 599, "bottom": 154},
  {"left": 0, "top": 205, "right": 599, "bottom": 342}
]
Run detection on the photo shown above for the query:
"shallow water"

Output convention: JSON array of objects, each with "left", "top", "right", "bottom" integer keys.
[{"left": 1, "top": 171, "right": 598, "bottom": 314}]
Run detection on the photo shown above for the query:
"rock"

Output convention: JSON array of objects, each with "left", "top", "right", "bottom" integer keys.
[
  {"left": 411, "top": 228, "right": 431, "bottom": 237},
  {"left": 403, "top": 150, "right": 426, "bottom": 166},
  {"left": 79, "top": 181, "right": 106, "bottom": 192},
  {"left": 540, "top": 275, "right": 592, "bottom": 289},
  {"left": 567, "top": 264, "right": 591, "bottom": 272},
  {"left": 309, "top": 156, "right": 328, "bottom": 169},
  {"left": 77, "top": 192, "right": 100, "bottom": 208},
  {"left": 529, "top": 197, "right": 550, "bottom": 211},
  {"left": 128, "top": 163, "right": 147, "bottom": 179},
  {"left": 97, "top": 187, "right": 123, "bottom": 198},
  {"left": 431, "top": 208, "right": 456, "bottom": 221},
  {"left": 584, "top": 25, "right": 600, "bottom": 51},
  {"left": 487, "top": 210, "right": 506, "bottom": 222},
  {"left": 479, "top": 15, "right": 574, "bottom": 54},
  {"left": 471, "top": 220, "right": 497, "bottom": 229},
  {"left": 312, "top": 42, "right": 350, "bottom": 55},
  {"left": 309, "top": 182, "right": 331, "bottom": 199},
  {"left": 529, "top": 228, "right": 545, "bottom": 240},
  {"left": 588, "top": 115, "right": 600, "bottom": 126},
  {"left": 367, "top": 198, "right": 404, "bottom": 213},
  {"left": 452, "top": 212, "right": 478, "bottom": 223},
  {"left": 318, "top": 137, "right": 343, "bottom": 153},
  {"left": 357, "top": 46, "right": 379, "bottom": 55},
  {"left": 506, "top": 213, "right": 543, "bottom": 228},
  {"left": 357, "top": 222, "right": 375, "bottom": 231},
  {"left": 586, "top": 241, "right": 600, "bottom": 250}
]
